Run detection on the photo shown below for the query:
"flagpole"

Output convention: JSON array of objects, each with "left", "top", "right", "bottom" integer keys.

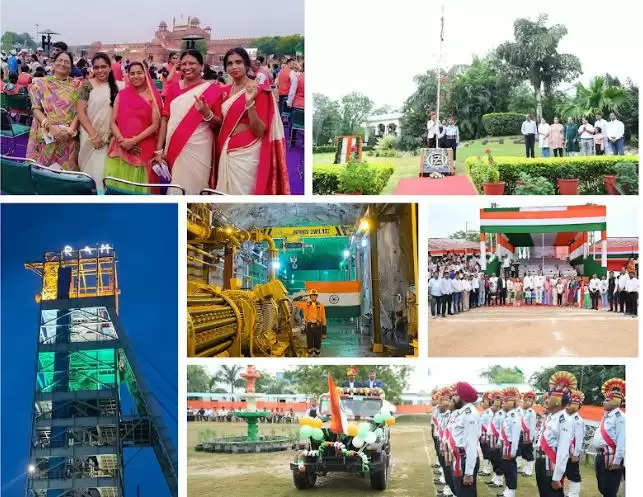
[{"left": 436, "top": 4, "right": 445, "bottom": 123}]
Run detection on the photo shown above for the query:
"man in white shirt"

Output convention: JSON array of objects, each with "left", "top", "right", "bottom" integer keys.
[
  {"left": 429, "top": 271, "right": 443, "bottom": 317},
  {"left": 626, "top": 270, "right": 638, "bottom": 316},
  {"left": 445, "top": 117, "right": 460, "bottom": 160},
  {"left": 453, "top": 274, "right": 464, "bottom": 313},
  {"left": 616, "top": 269, "right": 629, "bottom": 313},
  {"left": 426, "top": 111, "right": 444, "bottom": 148},
  {"left": 589, "top": 273, "right": 601, "bottom": 310},
  {"left": 440, "top": 275, "right": 453, "bottom": 317},
  {"left": 577, "top": 118, "right": 595, "bottom": 156},
  {"left": 523, "top": 272, "right": 534, "bottom": 305},
  {"left": 606, "top": 112, "right": 625, "bottom": 156},
  {"left": 521, "top": 114, "right": 537, "bottom": 158},
  {"left": 471, "top": 274, "right": 480, "bottom": 309},
  {"left": 534, "top": 272, "right": 545, "bottom": 305},
  {"left": 451, "top": 382, "right": 481, "bottom": 495}
]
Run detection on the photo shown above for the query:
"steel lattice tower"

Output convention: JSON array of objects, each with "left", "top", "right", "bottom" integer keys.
[{"left": 25, "top": 244, "right": 177, "bottom": 497}]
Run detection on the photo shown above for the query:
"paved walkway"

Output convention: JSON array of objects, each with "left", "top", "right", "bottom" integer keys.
[{"left": 429, "top": 306, "right": 638, "bottom": 356}]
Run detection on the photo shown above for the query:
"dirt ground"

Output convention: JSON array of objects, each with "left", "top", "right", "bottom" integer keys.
[
  {"left": 429, "top": 306, "right": 638, "bottom": 357},
  {"left": 187, "top": 418, "right": 434, "bottom": 496}
]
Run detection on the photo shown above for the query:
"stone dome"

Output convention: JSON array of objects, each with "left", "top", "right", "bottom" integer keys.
[{"left": 190, "top": 16, "right": 200, "bottom": 26}]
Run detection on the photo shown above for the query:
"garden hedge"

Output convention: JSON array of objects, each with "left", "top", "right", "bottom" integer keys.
[
  {"left": 312, "top": 145, "right": 336, "bottom": 154},
  {"left": 481, "top": 112, "right": 525, "bottom": 136},
  {"left": 465, "top": 155, "right": 639, "bottom": 194},
  {"left": 313, "top": 163, "right": 394, "bottom": 195}
]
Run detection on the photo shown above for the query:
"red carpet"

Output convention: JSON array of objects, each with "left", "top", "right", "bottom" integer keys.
[{"left": 393, "top": 175, "right": 478, "bottom": 195}]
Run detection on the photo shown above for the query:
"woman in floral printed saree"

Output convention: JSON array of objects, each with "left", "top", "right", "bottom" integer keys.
[{"left": 26, "top": 51, "right": 80, "bottom": 170}]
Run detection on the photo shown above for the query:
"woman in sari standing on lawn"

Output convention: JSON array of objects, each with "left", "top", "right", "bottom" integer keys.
[
  {"left": 77, "top": 52, "right": 121, "bottom": 192},
  {"left": 155, "top": 49, "right": 223, "bottom": 194},
  {"left": 214, "top": 47, "right": 290, "bottom": 194},
  {"left": 105, "top": 61, "right": 161, "bottom": 192},
  {"left": 26, "top": 51, "right": 80, "bottom": 170}
]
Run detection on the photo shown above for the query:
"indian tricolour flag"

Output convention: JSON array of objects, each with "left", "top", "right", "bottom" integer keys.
[
  {"left": 480, "top": 205, "right": 607, "bottom": 234},
  {"left": 305, "top": 281, "right": 361, "bottom": 317}
]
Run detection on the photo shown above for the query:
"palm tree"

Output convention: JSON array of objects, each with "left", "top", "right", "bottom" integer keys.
[
  {"left": 563, "top": 76, "right": 626, "bottom": 119},
  {"left": 212, "top": 365, "right": 245, "bottom": 394}
]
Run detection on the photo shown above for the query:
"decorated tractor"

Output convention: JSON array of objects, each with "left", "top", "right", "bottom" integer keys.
[{"left": 290, "top": 376, "right": 396, "bottom": 491}]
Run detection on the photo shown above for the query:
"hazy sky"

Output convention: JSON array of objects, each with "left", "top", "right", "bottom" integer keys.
[
  {"left": 1, "top": 0, "right": 304, "bottom": 45},
  {"left": 428, "top": 198, "right": 638, "bottom": 238},
  {"left": 308, "top": 0, "right": 641, "bottom": 107}
]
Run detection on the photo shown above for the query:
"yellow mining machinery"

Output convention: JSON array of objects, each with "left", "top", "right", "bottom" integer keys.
[{"left": 187, "top": 204, "right": 304, "bottom": 357}]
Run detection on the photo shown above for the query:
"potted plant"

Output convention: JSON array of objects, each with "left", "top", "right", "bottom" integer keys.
[
  {"left": 556, "top": 164, "right": 579, "bottom": 195},
  {"left": 483, "top": 164, "right": 505, "bottom": 195},
  {"left": 603, "top": 173, "right": 617, "bottom": 195},
  {"left": 513, "top": 173, "right": 555, "bottom": 195}
]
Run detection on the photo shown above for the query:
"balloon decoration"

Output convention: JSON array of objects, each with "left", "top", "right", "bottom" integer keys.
[
  {"left": 311, "top": 428, "right": 324, "bottom": 441},
  {"left": 299, "top": 425, "right": 314, "bottom": 439},
  {"left": 347, "top": 423, "right": 359, "bottom": 437}
]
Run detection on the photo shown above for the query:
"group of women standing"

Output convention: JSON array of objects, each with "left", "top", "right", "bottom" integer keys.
[
  {"left": 25, "top": 48, "right": 290, "bottom": 194},
  {"left": 507, "top": 276, "right": 604, "bottom": 308}
]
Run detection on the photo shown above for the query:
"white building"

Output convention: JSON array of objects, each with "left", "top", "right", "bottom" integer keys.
[{"left": 363, "top": 112, "right": 403, "bottom": 143}]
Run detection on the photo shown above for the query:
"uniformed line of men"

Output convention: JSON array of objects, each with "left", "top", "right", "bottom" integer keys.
[{"left": 429, "top": 372, "right": 625, "bottom": 497}]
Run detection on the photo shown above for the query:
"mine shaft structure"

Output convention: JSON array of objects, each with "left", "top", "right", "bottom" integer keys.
[
  {"left": 25, "top": 244, "right": 177, "bottom": 497},
  {"left": 187, "top": 204, "right": 301, "bottom": 357}
]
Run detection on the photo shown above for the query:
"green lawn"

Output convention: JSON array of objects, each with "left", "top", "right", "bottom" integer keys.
[
  {"left": 188, "top": 419, "right": 622, "bottom": 496},
  {"left": 313, "top": 136, "right": 537, "bottom": 194}
]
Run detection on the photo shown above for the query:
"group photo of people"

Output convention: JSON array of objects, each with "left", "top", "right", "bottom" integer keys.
[
  {"left": 430, "top": 367, "right": 625, "bottom": 497},
  {"left": 1, "top": 7, "right": 304, "bottom": 195},
  {"left": 521, "top": 113, "right": 627, "bottom": 158},
  {"left": 428, "top": 200, "right": 639, "bottom": 358},
  {"left": 429, "top": 253, "right": 638, "bottom": 317}
]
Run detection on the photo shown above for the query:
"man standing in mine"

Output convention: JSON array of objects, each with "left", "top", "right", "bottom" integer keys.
[{"left": 296, "top": 289, "right": 326, "bottom": 356}]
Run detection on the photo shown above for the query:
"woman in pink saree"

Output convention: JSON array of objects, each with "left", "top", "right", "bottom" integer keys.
[
  {"left": 105, "top": 62, "right": 162, "bottom": 193},
  {"left": 155, "top": 49, "right": 223, "bottom": 194},
  {"left": 213, "top": 47, "right": 290, "bottom": 195}
]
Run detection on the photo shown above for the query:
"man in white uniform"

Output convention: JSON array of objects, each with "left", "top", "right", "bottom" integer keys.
[
  {"left": 499, "top": 387, "right": 522, "bottom": 497},
  {"left": 593, "top": 378, "right": 625, "bottom": 496},
  {"left": 564, "top": 390, "right": 586, "bottom": 497},
  {"left": 451, "top": 382, "right": 481, "bottom": 496},
  {"left": 535, "top": 371, "right": 576, "bottom": 496}
]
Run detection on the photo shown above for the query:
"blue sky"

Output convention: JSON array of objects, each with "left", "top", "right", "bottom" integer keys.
[{"left": 1, "top": 203, "right": 177, "bottom": 497}]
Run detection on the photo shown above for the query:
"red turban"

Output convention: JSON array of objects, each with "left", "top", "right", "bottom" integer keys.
[{"left": 456, "top": 382, "right": 478, "bottom": 403}]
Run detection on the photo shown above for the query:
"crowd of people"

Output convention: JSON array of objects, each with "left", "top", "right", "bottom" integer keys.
[
  {"left": 1, "top": 43, "right": 304, "bottom": 194},
  {"left": 521, "top": 113, "right": 627, "bottom": 158},
  {"left": 188, "top": 406, "right": 299, "bottom": 423},
  {"left": 429, "top": 253, "right": 639, "bottom": 318},
  {"left": 431, "top": 372, "right": 625, "bottom": 497}
]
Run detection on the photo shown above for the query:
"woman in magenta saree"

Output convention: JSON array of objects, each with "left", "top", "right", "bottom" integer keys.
[
  {"left": 213, "top": 47, "right": 290, "bottom": 195},
  {"left": 105, "top": 62, "right": 162, "bottom": 192},
  {"left": 155, "top": 50, "right": 223, "bottom": 194}
]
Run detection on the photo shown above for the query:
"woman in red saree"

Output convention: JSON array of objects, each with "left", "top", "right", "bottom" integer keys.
[
  {"left": 105, "top": 61, "right": 161, "bottom": 193},
  {"left": 154, "top": 49, "right": 223, "bottom": 194},
  {"left": 161, "top": 51, "right": 180, "bottom": 98},
  {"left": 214, "top": 47, "right": 290, "bottom": 195}
]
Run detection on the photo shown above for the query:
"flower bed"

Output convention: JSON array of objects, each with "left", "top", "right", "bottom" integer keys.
[{"left": 465, "top": 155, "right": 639, "bottom": 195}]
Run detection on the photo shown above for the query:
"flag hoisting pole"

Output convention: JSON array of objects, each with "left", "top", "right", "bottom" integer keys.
[{"left": 436, "top": 4, "right": 445, "bottom": 123}]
